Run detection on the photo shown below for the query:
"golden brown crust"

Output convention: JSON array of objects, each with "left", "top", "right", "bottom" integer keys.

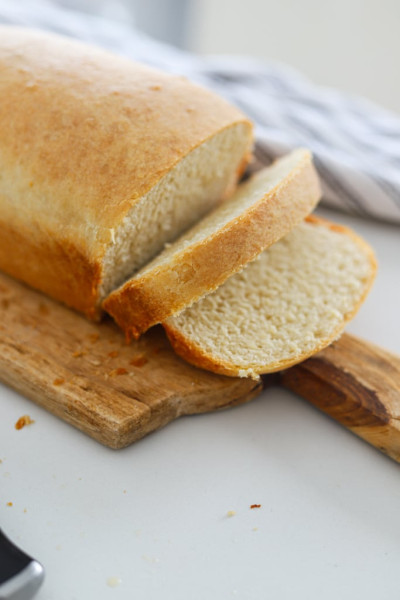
[
  {"left": 0, "top": 26, "right": 252, "bottom": 317},
  {"left": 0, "top": 218, "right": 102, "bottom": 320},
  {"left": 103, "top": 150, "right": 321, "bottom": 338},
  {"left": 163, "top": 216, "right": 378, "bottom": 377}
]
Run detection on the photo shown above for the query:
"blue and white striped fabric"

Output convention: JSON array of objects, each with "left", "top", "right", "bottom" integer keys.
[{"left": 1, "top": 0, "right": 400, "bottom": 223}]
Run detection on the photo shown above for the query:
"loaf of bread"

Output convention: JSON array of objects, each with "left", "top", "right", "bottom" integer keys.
[
  {"left": 0, "top": 27, "right": 252, "bottom": 319},
  {"left": 103, "top": 149, "right": 321, "bottom": 338},
  {"left": 0, "top": 27, "right": 378, "bottom": 386},
  {"left": 164, "top": 216, "right": 377, "bottom": 378}
]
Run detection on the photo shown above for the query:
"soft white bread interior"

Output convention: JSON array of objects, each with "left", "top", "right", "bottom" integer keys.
[
  {"left": 0, "top": 26, "right": 252, "bottom": 319},
  {"left": 103, "top": 149, "right": 321, "bottom": 338},
  {"left": 99, "top": 123, "right": 252, "bottom": 300},
  {"left": 164, "top": 216, "right": 377, "bottom": 378}
]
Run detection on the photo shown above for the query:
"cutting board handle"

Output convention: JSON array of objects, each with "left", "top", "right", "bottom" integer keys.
[{"left": 279, "top": 332, "right": 400, "bottom": 462}]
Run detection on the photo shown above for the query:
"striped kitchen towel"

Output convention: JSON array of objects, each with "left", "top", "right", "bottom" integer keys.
[{"left": 1, "top": 0, "right": 399, "bottom": 223}]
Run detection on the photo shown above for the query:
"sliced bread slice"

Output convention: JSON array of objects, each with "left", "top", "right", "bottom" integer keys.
[
  {"left": 163, "top": 216, "right": 377, "bottom": 378},
  {"left": 103, "top": 149, "right": 321, "bottom": 339}
]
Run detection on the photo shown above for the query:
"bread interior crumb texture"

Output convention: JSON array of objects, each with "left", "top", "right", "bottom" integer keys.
[
  {"left": 138, "top": 149, "right": 306, "bottom": 275},
  {"left": 100, "top": 123, "right": 250, "bottom": 298},
  {"left": 167, "top": 220, "right": 374, "bottom": 374}
]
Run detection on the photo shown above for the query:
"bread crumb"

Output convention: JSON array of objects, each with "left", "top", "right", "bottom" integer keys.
[
  {"left": 227, "top": 510, "right": 236, "bottom": 518},
  {"left": 15, "top": 415, "right": 35, "bottom": 430},
  {"left": 106, "top": 576, "right": 121, "bottom": 588},
  {"left": 53, "top": 378, "right": 65, "bottom": 386},
  {"left": 108, "top": 350, "right": 119, "bottom": 358},
  {"left": 130, "top": 355, "right": 148, "bottom": 367},
  {"left": 250, "top": 504, "right": 261, "bottom": 509},
  {"left": 238, "top": 368, "right": 257, "bottom": 378},
  {"left": 24, "top": 508, "right": 27, "bottom": 513},
  {"left": 109, "top": 367, "right": 128, "bottom": 377},
  {"left": 6, "top": 502, "right": 13, "bottom": 507}
]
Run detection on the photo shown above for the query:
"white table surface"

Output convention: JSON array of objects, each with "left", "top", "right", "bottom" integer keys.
[{"left": 1, "top": 206, "right": 400, "bottom": 600}]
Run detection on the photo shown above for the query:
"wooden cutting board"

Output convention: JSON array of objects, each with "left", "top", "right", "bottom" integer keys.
[
  {"left": 0, "top": 272, "right": 262, "bottom": 448},
  {"left": 279, "top": 334, "right": 400, "bottom": 463},
  {"left": 1, "top": 271, "right": 400, "bottom": 461}
]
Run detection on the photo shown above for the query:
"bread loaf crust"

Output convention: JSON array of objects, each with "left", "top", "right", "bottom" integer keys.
[
  {"left": 103, "top": 150, "right": 321, "bottom": 337},
  {"left": 0, "top": 26, "right": 252, "bottom": 318}
]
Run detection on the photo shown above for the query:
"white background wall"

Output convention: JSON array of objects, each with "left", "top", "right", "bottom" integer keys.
[
  {"left": 54, "top": 0, "right": 399, "bottom": 114},
  {"left": 185, "top": 0, "right": 399, "bottom": 113}
]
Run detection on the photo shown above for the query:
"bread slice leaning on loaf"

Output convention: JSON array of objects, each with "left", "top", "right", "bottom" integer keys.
[
  {"left": 0, "top": 26, "right": 252, "bottom": 319},
  {"left": 164, "top": 216, "right": 377, "bottom": 378},
  {"left": 103, "top": 149, "right": 321, "bottom": 339}
]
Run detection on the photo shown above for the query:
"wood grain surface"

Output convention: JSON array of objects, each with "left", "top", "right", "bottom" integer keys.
[
  {"left": 0, "top": 272, "right": 261, "bottom": 449},
  {"left": 2, "top": 270, "right": 400, "bottom": 460},
  {"left": 280, "top": 333, "right": 400, "bottom": 462}
]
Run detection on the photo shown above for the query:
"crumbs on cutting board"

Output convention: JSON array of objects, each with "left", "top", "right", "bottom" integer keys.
[
  {"left": 109, "top": 367, "right": 128, "bottom": 377},
  {"left": 130, "top": 355, "right": 148, "bottom": 367},
  {"left": 89, "top": 359, "right": 101, "bottom": 366},
  {"left": 6, "top": 501, "right": 13, "bottom": 507},
  {"left": 15, "top": 415, "right": 35, "bottom": 430},
  {"left": 250, "top": 504, "right": 261, "bottom": 509}
]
